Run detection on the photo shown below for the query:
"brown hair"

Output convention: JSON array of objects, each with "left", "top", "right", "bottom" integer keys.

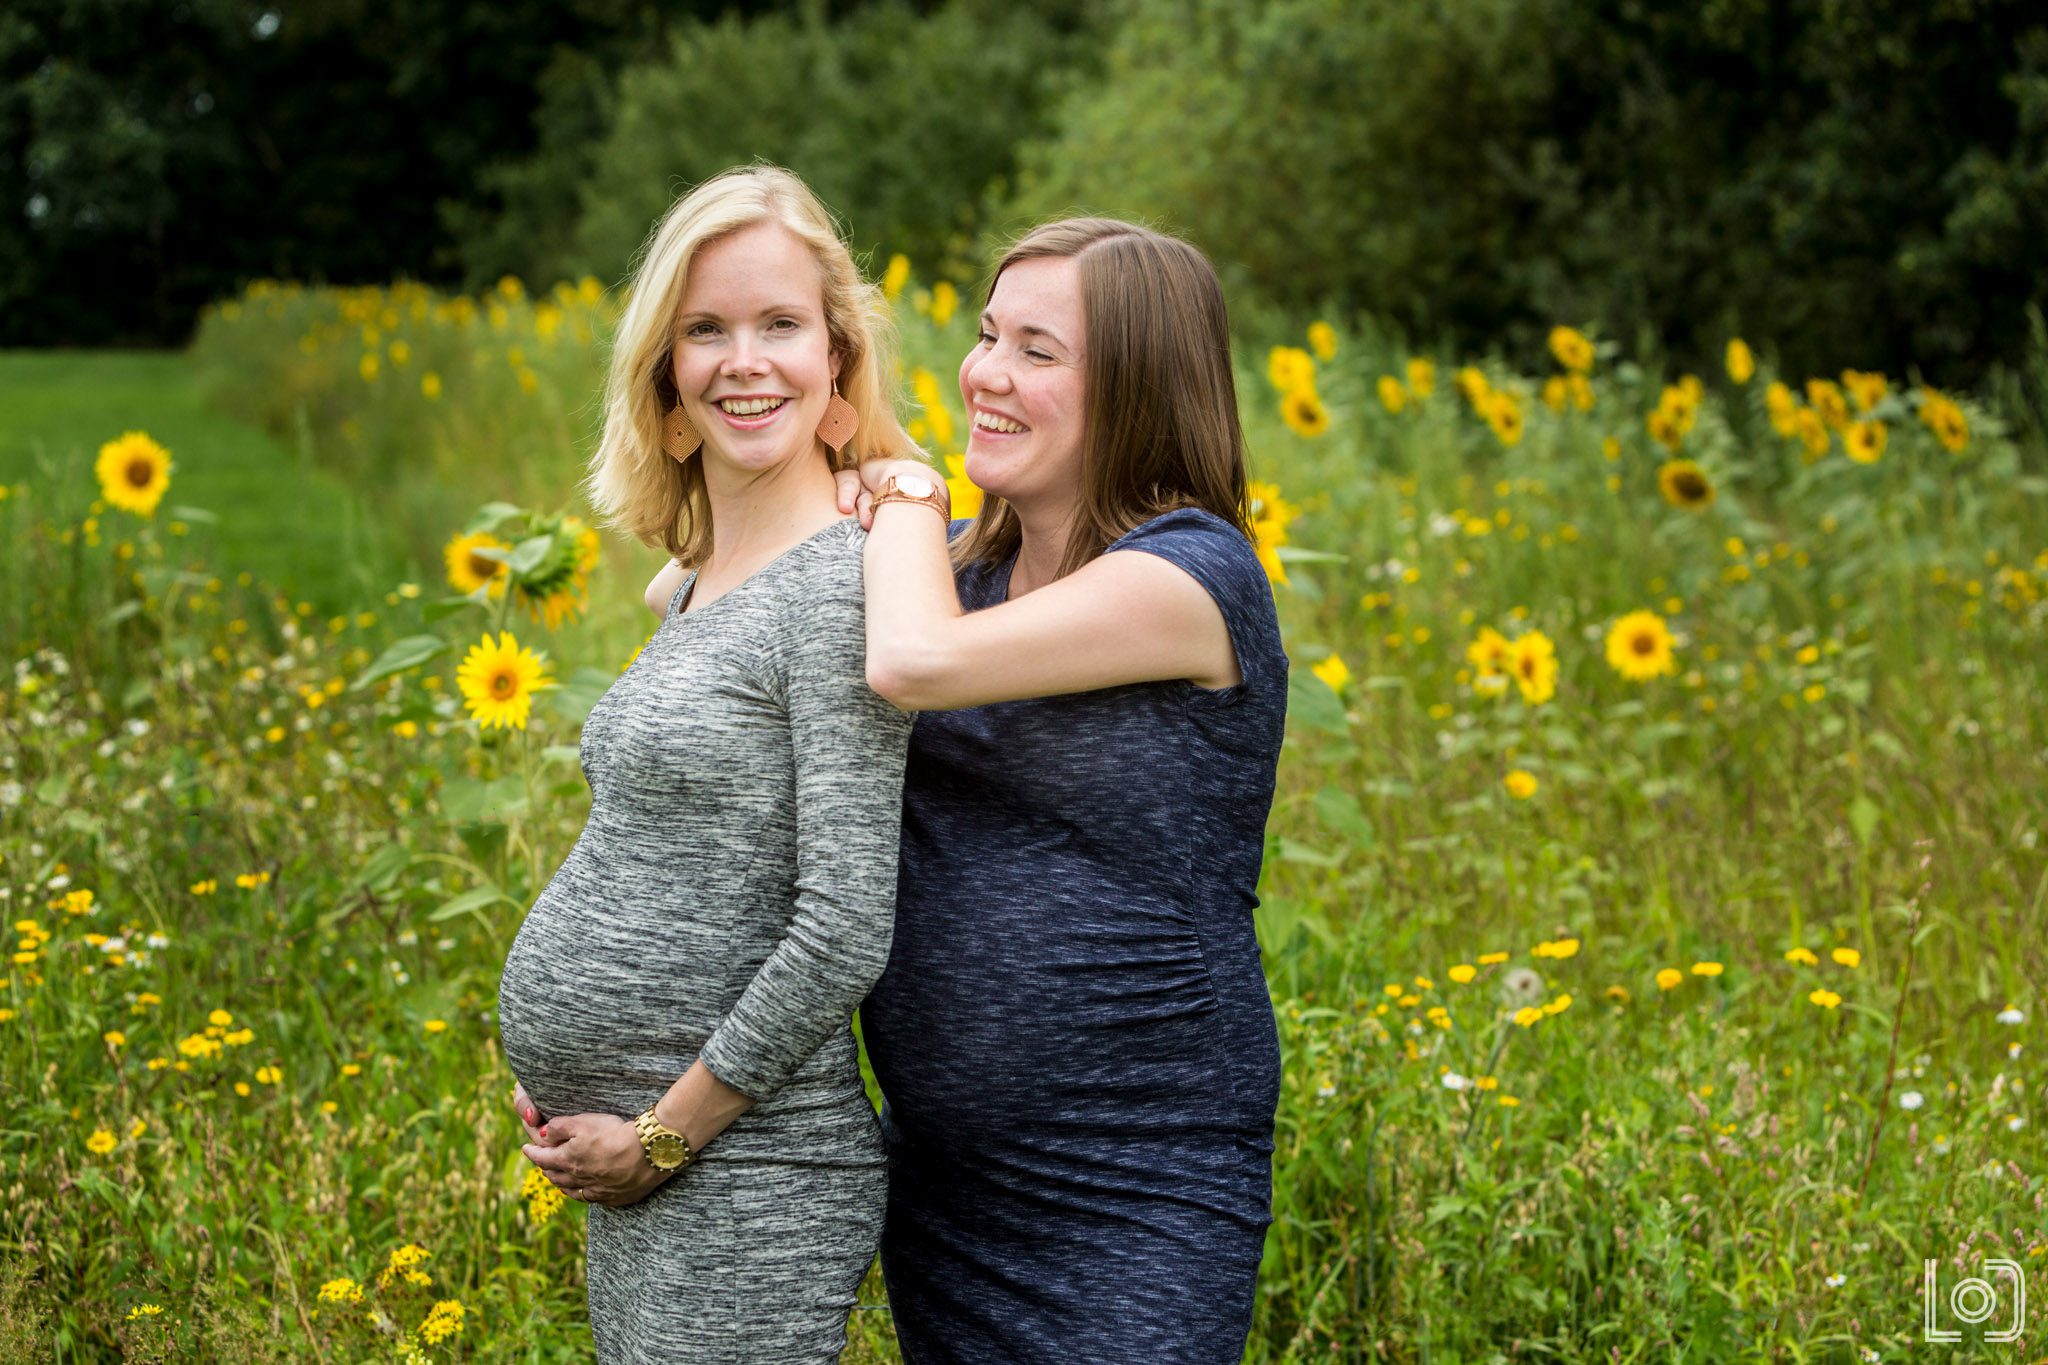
[
  {"left": 583, "top": 164, "right": 910, "bottom": 567},
  {"left": 951, "top": 217, "right": 1254, "bottom": 580}
]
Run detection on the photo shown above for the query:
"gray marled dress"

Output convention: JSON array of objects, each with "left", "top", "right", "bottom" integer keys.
[{"left": 497, "top": 517, "right": 913, "bottom": 1363}]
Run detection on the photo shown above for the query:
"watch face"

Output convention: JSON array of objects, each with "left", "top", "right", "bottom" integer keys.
[
  {"left": 650, "top": 1132, "right": 689, "bottom": 1167},
  {"left": 894, "top": 474, "right": 935, "bottom": 498}
]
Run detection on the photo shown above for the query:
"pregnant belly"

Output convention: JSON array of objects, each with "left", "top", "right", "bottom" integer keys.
[
  {"left": 864, "top": 887, "right": 1250, "bottom": 1141},
  {"left": 497, "top": 864, "right": 719, "bottom": 1120}
]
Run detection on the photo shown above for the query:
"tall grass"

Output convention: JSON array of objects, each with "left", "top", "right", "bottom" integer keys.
[{"left": 0, "top": 273, "right": 2040, "bottom": 1361}]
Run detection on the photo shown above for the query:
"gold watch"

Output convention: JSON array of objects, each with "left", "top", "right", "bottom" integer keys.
[
  {"left": 634, "top": 1105, "right": 695, "bottom": 1171},
  {"left": 873, "top": 468, "right": 951, "bottom": 521}
]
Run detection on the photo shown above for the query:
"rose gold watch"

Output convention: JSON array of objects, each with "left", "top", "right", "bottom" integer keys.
[{"left": 873, "top": 468, "right": 951, "bottom": 521}]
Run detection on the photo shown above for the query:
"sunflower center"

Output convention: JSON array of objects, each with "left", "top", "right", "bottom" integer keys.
[
  {"left": 1631, "top": 634, "right": 1654, "bottom": 655},
  {"left": 489, "top": 669, "right": 518, "bottom": 700},
  {"left": 125, "top": 459, "right": 155, "bottom": 488},
  {"left": 1675, "top": 473, "right": 1706, "bottom": 499},
  {"left": 469, "top": 552, "right": 504, "bottom": 579}
]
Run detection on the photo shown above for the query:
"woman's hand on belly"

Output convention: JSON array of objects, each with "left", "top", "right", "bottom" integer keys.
[{"left": 522, "top": 1112, "right": 675, "bottom": 1209}]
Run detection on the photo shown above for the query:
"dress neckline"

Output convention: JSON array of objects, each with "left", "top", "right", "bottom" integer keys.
[{"left": 671, "top": 516, "right": 855, "bottom": 623}]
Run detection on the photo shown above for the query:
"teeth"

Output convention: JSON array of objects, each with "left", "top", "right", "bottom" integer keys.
[
  {"left": 718, "top": 397, "right": 786, "bottom": 416},
  {"left": 974, "top": 411, "right": 1026, "bottom": 434}
]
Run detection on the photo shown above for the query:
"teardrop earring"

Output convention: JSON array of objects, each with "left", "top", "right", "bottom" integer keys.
[
  {"left": 815, "top": 381, "right": 858, "bottom": 456},
  {"left": 662, "top": 404, "right": 701, "bottom": 463}
]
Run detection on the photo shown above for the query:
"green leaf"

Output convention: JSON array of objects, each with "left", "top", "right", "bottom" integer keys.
[
  {"left": 467, "top": 502, "right": 524, "bottom": 534},
  {"left": 507, "top": 534, "right": 555, "bottom": 576},
  {"left": 349, "top": 841, "right": 415, "bottom": 892},
  {"left": 429, "top": 885, "right": 517, "bottom": 923},
  {"left": 1278, "top": 838, "right": 1342, "bottom": 868},
  {"left": 101, "top": 599, "right": 142, "bottom": 627},
  {"left": 1287, "top": 670, "right": 1350, "bottom": 735},
  {"left": 438, "top": 776, "right": 529, "bottom": 824},
  {"left": 546, "top": 666, "right": 617, "bottom": 725},
  {"left": 1847, "top": 794, "right": 1880, "bottom": 845},
  {"left": 352, "top": 635, "right": 447, "bottom": 691},
  {"left": 163, "top": 504, "right": 219, "bottom": 524},
  {"left": 1312, "top": 788, "right": 1375, "bottom": 848},
  {"left": 422, "top": 596, "right": 484, "bottom": 624}
]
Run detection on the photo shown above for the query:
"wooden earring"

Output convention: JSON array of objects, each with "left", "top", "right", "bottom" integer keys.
[
  {"left": 662, "top": 404, "right": 701, "bottom": 463},
  {"left": 815, "top": 382, "right": 858, "bottom": 455}
]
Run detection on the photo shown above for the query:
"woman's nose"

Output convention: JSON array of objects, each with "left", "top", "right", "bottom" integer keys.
[{"left": 722, "top": 336, "right": 768, "bottom": 378}]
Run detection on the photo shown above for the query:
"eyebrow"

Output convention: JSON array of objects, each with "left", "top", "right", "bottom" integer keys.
[
  {"left": 679, "top": 301, "right": 819, "bottom": 323},
  {"left": 979, "top": 310, "right": 1069, "bottom": 350}
]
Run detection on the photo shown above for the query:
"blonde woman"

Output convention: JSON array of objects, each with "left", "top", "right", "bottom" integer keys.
[{"left": 496, "top": 165, "right": 915, "bottom": 1362}]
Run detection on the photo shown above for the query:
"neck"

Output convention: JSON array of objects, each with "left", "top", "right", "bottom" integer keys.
[
  {"left": 1006, "top": 494, "right": 1082, "bottom": 598},
  {"left": 700, "top": 444, "right": 843, "bottom": 568}
]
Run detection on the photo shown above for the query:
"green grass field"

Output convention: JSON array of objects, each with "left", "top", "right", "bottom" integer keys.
[{"left": 1, "top": 282, "right": 2043, "bottom": 1362}]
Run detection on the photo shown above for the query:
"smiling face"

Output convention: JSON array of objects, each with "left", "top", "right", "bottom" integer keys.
[
  {"left": 672, "top": 219, "right": 840, "bottom": 478},
  {"left": 958, "top": 255, "right": 1087, "bottom": 513}
]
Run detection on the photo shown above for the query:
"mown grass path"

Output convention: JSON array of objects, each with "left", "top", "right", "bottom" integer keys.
[{"left": 0, "top": 350, "right": 410, "bottom": 609}]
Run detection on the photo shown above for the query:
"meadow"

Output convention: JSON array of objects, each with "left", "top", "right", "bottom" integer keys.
[{"left": 0, "top": 265, "right": 2042, "bottom": 1363}]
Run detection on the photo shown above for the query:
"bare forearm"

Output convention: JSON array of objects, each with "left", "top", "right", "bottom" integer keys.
[
  {"left": 863, "top": 500, "right": 962, "bottom": 702},
  {"left": 651, "top": 1058, "right": 754, "bottom": 1156}
]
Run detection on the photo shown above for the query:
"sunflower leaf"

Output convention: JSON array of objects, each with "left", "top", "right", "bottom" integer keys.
[
  {"left": 467, "top": 503, "right": 524, "bottom": 534},
  {"left": 352, "top": 635, "right": 448, "bottom": 691},
  {"left": 506, "top": 534, "right": 555, "bottom": 576}
]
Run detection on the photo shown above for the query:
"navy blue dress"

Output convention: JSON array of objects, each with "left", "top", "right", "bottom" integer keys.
[{"left": 861, "top": 507, "right": 1288, "bottom": 1364}]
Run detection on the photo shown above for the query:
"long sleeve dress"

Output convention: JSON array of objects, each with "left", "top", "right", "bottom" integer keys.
[
  {"left": 861, "top": 507, "right": 1290, "bottom": 1363},
  {"left": 497, "top": 517, "right": 914, "bottom": 1364}
]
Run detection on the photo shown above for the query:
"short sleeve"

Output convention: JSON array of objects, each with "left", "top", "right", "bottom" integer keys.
[
  {"left": 694, "top": 539, "right": 915, "bottom": 1101},
  {"left": 1104, "top": 507, "right": 1286, "bottom": 704}
]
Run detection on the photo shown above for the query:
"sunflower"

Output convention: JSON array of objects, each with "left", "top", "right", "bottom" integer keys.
[
  {"left": 1507, "top": 630, "right": 1557, "bottom": 705},
  {"left": 1483, "top": 391, "right": 1523, "bottom": 447},
  {"left": 456, "top": 631, "right": 553, "bottom": 731},
  {"left": 1406, "top": 357, "right": 1436, "bottom": 399},
  {"left": 444, "top": 531, "right": 511, "bottom": 598},
  {"left": 1311, "top": 654, "right": 1350, "bottom": 693},
  {"left": 1306, "top": 321, "right": 1338, "bottom": 362},
  {"left": 1567, "top": 373, "right": 1594, "bottom": 412},
  {"left": 1919, "top": 390, "right": 1969, "bottom": 453},
  {"left": 1725, "top": 338, "right": 1755, "bottom": 385},
  {"left": 1793, "top": 407, "right": 1831, "bottom": 460},
  {"left": 1248, "top": 480, "right": 1296, "bottom": 585},
  {"left": 94, "top": 431, "right": 173, "bottom": 517},
  {"left": 1503, "top": 769, "right": 1538, "bottom": 800},
  {"left": 1548, "top": 326, "right": 1594, "bottom": 374},
  {"left": 1843, "top": 419, "right": 1887, "bottom": 465},
  {"left": 1604, "top": 610, "right": 1677, "bottom": 681},
  {"left": 943, "top": 454, "right": 983, "bottom": 519},
  {"left": 1377, "top": 375, "right": 1407, "bottom": 414},
  {"left": 1657, "top": 459, "right": 1715, "bottom": 509},
  {"left": 1541, "top": 376, "right": 1569, "bottom": 413},
  {"left": 1267, "top": 346, "right": 1315, "bottom": 395},
  {"left": 1764, "top": 381, "right": 1799, "bottom": 437},
  {"left": 1280, "top": 388, "right": 1329, "bottom": 438},
  {"left": 1841, "top": 368, "right": 1888, "bottom": 412},
  {"left": 1646, "top": 405, "right": 1684, "bottom": 452},
  {"left": 1466, "top": 626, "right": 1512, "bottom": 685},
  {"left": 1454, "top": 366, "right": 1491, "bottom": 406},
  {"left": 1805, "top": 378, "right": 1850, "bottom": 430}
]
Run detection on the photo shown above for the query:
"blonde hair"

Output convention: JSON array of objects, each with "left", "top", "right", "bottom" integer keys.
[
  {"left": 583, "top": 164, "right": 910, "bottom": 566},
  {"left": 951, "top": 217, "right": 1253, "bottom": 581}
]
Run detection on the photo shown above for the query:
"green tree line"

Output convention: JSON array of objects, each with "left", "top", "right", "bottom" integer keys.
[{"left": 7, "top": 0, "right": 2045, "bottom": 384}]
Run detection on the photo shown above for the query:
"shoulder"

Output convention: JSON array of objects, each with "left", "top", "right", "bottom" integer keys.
[
  {"left": 1104, "top": 508, "right": 1268, "bottom": 603},
  {"left": 780, "top": 517, "right": 868, "bottom": 600}
]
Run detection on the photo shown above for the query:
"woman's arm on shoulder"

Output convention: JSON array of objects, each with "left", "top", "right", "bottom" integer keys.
[{"left": 862, "top": 504, "right": 1243, "bottom": 711}]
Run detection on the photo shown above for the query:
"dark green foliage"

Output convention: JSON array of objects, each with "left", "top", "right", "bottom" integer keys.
[
  {"left": 544, "top": 0, "right": 1093, "bottom": 289},
  {"left": 0, "top": 0, "right": 712, "bottom": 347},
  {"left": 1003, "top": 0, "right": 2048, "bottom": 384}
]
